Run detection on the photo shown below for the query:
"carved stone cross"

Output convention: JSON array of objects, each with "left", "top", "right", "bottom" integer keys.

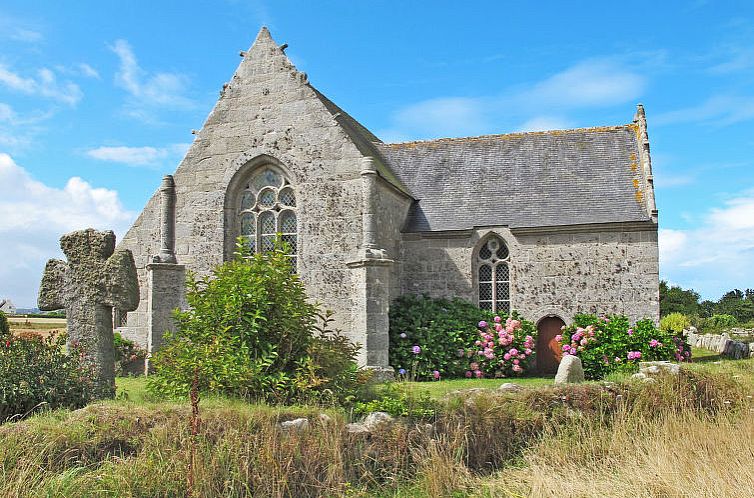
[{"left": 38, "top": 229, "right": 139, "bottom": 398}]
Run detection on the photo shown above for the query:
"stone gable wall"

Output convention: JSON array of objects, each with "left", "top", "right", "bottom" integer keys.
[
  {"left": 117, "top": 31, "right": 370, "bottom": 347},
  {"left": 400, "top": 225, "right": 659, "bottom": 324}
]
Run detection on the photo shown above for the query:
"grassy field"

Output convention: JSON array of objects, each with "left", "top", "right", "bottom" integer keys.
[
  {"left": 2, "top": 351, "right": 752, "bottom": 497},
  {"left": 8, "top": 316, "right": 67, "bottom": 338}
]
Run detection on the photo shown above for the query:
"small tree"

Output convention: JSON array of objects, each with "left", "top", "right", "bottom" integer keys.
[{"left": 148, "top": 239, "right": 364, "bottom": 404}]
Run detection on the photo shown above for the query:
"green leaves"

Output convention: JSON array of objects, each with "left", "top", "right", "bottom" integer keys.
[
  {"left": 389, "top": 294, "right": 495, "bottom": 379},
  {"left": 147, "top": 237, "right": 365, "bottom": 405},
  {"left": 0, "top": 333, "right": 95, "bottom": 422}
]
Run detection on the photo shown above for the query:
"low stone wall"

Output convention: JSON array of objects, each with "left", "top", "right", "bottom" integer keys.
[{"left": 686, "top": 329, "right": 754, "bottom": 359}]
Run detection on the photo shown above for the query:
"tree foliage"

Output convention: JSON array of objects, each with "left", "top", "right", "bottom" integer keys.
[
  {"left": 659, "top": 281, "right": 754, "bottom": 326},
  {"left": 147, "top": 239, "right": 367, "bottom": 405}
]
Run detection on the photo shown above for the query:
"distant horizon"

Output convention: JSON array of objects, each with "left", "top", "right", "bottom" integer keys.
[{"left": 1, "top": 1, "right": 754, "bottom": 307}]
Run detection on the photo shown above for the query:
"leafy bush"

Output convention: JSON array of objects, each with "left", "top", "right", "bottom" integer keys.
[
  {"left": 353, "top": 383, "right": 437, "bottom": 419},
  {"left": 703, "top": 314, "right": 738, "bottom": 331},
  {"left": 113, "top": 333, "right": 147, "bottom": 377},
  {"left": 389, "top": 294, "right": 494, "bottom": 380},
  {"left": 466, "top": 313, "right": 537, "bottom": 377},
  {"left": 556, "top": 314, "right": 691, "bottom": 379},
  {"left": 0, "top": 332, "right": 95, "bottom": 422},
  {"left": 147, "top": 240, "right": 366, "bottom": 405},
  {"left": 660, "top": 312, "right": 691, "bottom": 334},
  {"left": 0, "top": 311, "right": 8, "bottom": 338}
]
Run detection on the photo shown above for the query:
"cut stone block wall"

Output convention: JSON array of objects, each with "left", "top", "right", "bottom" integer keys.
[
  {"left": 117, "top": 29, "right": 374, "bottom": 353},
  {"left": 400, "top": 225, "right": 659, "bottom": 324}
]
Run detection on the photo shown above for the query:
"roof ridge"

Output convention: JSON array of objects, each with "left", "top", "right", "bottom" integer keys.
[{"left": 380, "top": 123, "right": 637, "bottom": 147}]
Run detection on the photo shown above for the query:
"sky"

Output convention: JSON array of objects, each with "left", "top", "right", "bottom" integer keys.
[{"left": 1, "top": 0, "right": 753, "bottom": 307}]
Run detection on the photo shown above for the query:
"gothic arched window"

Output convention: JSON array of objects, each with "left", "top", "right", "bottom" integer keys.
[
  {"left": 237, "top": 166, "right": 297, "bottom": 268},
  {"left": 477, "top": 236, "right": 510, "bottom": 314}
]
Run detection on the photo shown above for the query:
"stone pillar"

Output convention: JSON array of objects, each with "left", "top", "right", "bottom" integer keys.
[
  {"left": 346, "top": 156, "right": 395, "bottom": 381},
  {"left": 361, "top": 157, "right": 378, "bottom": 252},
  {"left": 145, "top": 174, "right": 184, "bottom": 371},
  {"left": 156, "top": 175, "right": 177, "bottom": 264},
  {"left": 146, "top": 262, "right": 185, "bottom": 372}
]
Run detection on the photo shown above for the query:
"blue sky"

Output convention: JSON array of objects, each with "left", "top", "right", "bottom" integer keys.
[{"left": 1, "top": 1, "right": 753, "bottom": 307}]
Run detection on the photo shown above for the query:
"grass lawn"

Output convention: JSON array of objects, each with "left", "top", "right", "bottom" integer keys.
[
  {"left": 116, "top": 374, "right": 556, "bottom": 404},
  {"left": 400, "top": 375, "right": 553, "bottom": 398},
  {"left": 116, "top": 350, "right": 753, "bottom": 403}
]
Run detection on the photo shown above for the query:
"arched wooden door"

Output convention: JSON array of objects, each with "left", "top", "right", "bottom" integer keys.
[{"left": 537, "top": 316, "right": 565, "bottom": 375}]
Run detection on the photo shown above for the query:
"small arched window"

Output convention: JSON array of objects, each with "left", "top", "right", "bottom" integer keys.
[
  {"left": 237, "top": 166, "right": 297, "bottom": 269},
  {"left": 477, "top": 236, "right": 510, "bottom": 314}
]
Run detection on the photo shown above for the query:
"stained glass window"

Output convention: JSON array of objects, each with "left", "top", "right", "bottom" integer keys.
[
  {"left": 476, "top": 236, "right": 510, "bottom": 314},
  {"left": 237, "top": 166, "right": 298, "bottom": 271}
]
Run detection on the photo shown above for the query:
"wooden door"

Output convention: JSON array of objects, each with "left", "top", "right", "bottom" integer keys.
[{"left": 537, "top": 316, "right": 565, "bottom": 375}]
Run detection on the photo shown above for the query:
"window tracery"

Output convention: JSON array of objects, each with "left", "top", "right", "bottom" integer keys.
[
  {"left": 477, "top": 236, "right": 510, "bottom": 314},
  {"left": 237, "top": 166, "right": 297, "bottom": 269}
]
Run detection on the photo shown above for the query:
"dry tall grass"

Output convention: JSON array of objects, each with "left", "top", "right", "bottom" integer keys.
[
  {"left": 0, "top": 365, "right": 751, "bottom": 497},
  {"left": 484, "top": 405, "right": 754, "bottom": 498}
]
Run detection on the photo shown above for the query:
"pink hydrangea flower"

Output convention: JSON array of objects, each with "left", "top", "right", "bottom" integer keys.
[
  {"left": 412, "top": 345, "right": 421, "bottom": 355},
  {"left": 649, "top": 339, "right": 660, "bottom": 348},
  {"left": 474, "top": 370, "right": 483, "bottom": 378},
  {"left": 494, "top": 315, "right": 502, "bottom": 323},
  {"left": 470, "top": 362, "right": 479, "bottom": 371},
  {"left": 627, "top": 328, "right": 634, "bottom": 336},
  {"left": 478, "top": 320, "right": 488, "bottom": 328},
  {"left": 509, "top": 348, "right": 518, "bottom": 356},
  {"left": 433, "top": 370, "right": 441, "bottom": 380},
  {"left": 580, "top": 338, "right": 588, "bottom": 346},
  {"left": 512, "top": 364, "right": 523, "bottom": 373},
  {"left": 513, "top": 359, "right": 519, "bottom": 365},
  {"left": 465, "top": 370, "right": 473, "bottom": 378}
]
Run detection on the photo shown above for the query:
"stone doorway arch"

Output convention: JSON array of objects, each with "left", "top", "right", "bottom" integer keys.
[{"left": 537, "top": 315, "right": 566, "bottom": 375}]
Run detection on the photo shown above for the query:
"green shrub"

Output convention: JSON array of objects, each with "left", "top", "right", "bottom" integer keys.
[
  {"left": 467, "top": 312, "right": 537, "bottom": 377},
  {"left": 113, "top": 333, "right": 147, "bottom": 377},
  {"left": 0, "top": 332, "right": 95, "bottom": 422},
  {"left": 0, "top": 311, "right": 9, "bottom": 338},
  {"left": 389, "top": 294, "right": 494, "bottom": 380},
  {"left": 660, "top": 312, "right": 691, "bottom": 334},
  {"left": 556, "top": 314, "right": 691, "bottom": 379},
  {"left": 704, "top": 314, "right": 738, "bottom": 331},
  {"left": 147, "top": 239, "right": 365, "bottom": 405},
  {"left": 354, "top": 383, "right": 438, "bottom": 419}
]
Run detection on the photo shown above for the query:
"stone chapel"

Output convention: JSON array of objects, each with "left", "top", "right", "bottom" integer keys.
[{"left": 116, "top": 27, "right": 659, "bottom": 374}]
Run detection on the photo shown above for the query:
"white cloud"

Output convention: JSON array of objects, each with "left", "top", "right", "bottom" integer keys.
[
  {"left": 378, "top": 58, "right": 645, "bottom": 140},
  {"left": 660, "top": 190, "right": 754, "bottom": 299},
  {"left": 516, "top": 116, "right": 573, "bottom": 132},
  {"left": 515, "top": 59, "right": 645, "bottom": 110},
  {"left": 0, "top": 14, "right": 43, "bottom": 43},
  {"left": 0, "top": 64, "right": 82, "bottom": 106},
  {"left": 85, "top": 143, "right": 191, "bottom": 167},
  {"left": 78, "top": 63, "right": 100, "bottom": 79},
  {"left": 0, "top": 153, "right": 135, "bottom": 307},
  {"left": 654, "top": 94, "right": 754, "bottom": 127},
  {"left": 110, "top": 39, "right": 194, "bottom": 112}
]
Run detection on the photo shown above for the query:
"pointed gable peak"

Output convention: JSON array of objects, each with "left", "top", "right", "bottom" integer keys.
[
  {"left": 233, "top": 26, "right": 303, "bottom": 83},
  {"left": 250, "top": 26, "right": 275, "bottom": 50}
]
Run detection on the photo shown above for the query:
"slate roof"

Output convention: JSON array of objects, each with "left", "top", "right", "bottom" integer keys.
[{"left": 375, "top": 126, "right": 652, "bottom": 232}]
